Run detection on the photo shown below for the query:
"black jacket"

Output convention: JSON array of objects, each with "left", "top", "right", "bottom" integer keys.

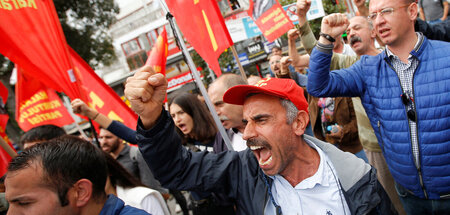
[{"left": 137, "top": 110, "right": 395, "bottom": 214}]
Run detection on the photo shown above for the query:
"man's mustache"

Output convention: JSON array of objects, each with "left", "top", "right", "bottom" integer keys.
[
  {"left": 350, "top": 36, "right": 362, "bottom": 45},
  {"left": 247, "top": 138, "right": 271, "bottom": 150}
]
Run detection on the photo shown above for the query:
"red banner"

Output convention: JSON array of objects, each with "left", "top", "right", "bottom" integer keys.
[
  {"left": 15, "top": 68, "right": 74, "bottom": 131},
  {"left": 248, "top": 0, "right": 294, "bottom": 42},
  {"left": 146, "top": 27, "right": 168, "bottom": 75},
  {"left": 69, "top": 48, "right": 138, "bottom": 130},
  {"left": 0, "top": 114, "right": 13, "bottom": 177},
  {"left": 0, "top": 0, "right": 86, "bottom": 100},
  {"left": 166, "top": 0, "right": 233, "bottom": 77}
]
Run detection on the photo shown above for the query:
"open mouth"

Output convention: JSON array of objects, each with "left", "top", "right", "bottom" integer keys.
[
  {"left": 177, "top": 123, "right": 188, "bottom": 133},
  {"left": 250, "top": 145, "right": 273, "bottom": 167},
  {"left": 378, "top": 28, "right": 390, "bottom": 37}
]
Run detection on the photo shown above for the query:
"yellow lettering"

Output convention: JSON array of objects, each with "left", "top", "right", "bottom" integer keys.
[
  {"left": 194, "top": 0, "right": 199, "bottom": 4},
  {"left": 107, "top": 111, "right": 124, "bottom": 123},
  {"left": 89, "top": 91, "right": 104, "bottom": 110},
  {"left": 27, "top": 0, "right": 35, "bottom": 9},
  {"left": 202, "top": 10, "right": 218, "bottom": 51},
  {"left": 1, "top": 0, "right": 12, "bottom": 10},
  {"left": 10, "top": 0, "right": 18, "bottom": 9},
  {"left": 17, "top": 0, "right": 26, "bottom": 8}
]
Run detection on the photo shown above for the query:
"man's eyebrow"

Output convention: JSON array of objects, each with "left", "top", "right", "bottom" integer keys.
[
  {"left": 213, "top": 100, "right": 224, "bottom": 105},
  {"left": 251, "top": 114, "right": 271, "bottom": 121}
]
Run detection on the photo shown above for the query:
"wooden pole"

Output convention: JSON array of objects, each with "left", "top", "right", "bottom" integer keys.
[
  {"left": 230, "top": 45, "right": 248, "bottom": 84},
  {"left": 0, "top": 137, "right": 16, "bottom": 158}
]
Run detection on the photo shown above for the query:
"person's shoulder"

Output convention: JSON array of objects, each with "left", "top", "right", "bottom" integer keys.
[{"left": 119, "top": 205, "right": 151, "bottom": 215}]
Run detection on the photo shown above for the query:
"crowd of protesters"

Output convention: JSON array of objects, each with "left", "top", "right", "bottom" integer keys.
[{"left": 1, "top": 0, "right": 450, "bottom": 214}]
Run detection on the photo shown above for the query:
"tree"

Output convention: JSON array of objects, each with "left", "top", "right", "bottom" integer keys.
[{"left": 54, "top": 0, "right": 120, "bottom": 68}]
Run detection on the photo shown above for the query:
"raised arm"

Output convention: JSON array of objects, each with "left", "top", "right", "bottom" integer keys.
[
  {"left": 72, "top": 98, "right": 113, "bottom": 128},
  {"left": 307, "top": 14, "right": 365, "bottom": 97}
]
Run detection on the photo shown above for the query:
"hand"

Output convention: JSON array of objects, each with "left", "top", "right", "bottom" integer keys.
[
  {"left": 321, "top": 13, "right": 349, "bottom": 39},
  {"left": 288, "top": 29, "right": 300, "bottom": 41},
  {"left": 296, "top": 0, "right": 311, "bottom": 18},
  {"left": 124, "top": 65, "right": 167, "bottom": 129},
  {"left": 279, "top": 56, "right": 292, "bottom": 76},
  {"left": 71, "top": 98, "right": 97, "bottom": 119}
]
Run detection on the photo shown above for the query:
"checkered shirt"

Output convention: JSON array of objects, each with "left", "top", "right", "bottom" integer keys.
[{"left": 385, "top": 33, "right": 423, "bottom": 168}]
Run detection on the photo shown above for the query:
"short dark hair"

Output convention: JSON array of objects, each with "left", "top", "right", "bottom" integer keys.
[
  {"left": 8, "top": 135, "right": 107, "bottom": 206},
  {"left": 19, "top": 124, "right": 66, "bottom": 149},
  {"left": 169, "top": 93, "right": 217, "bottom": 143}
]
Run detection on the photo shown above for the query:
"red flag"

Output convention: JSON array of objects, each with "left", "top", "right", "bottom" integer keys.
[
  {"left": 247, "top": 0, "right": 294, "bottom": 42},
  {"left": 166, "top": 0, "right": 233, "bottom": 77},
  {"left": 69, "top": 48, "right": 138, "bottom": 130},
  {"left": 15, "top": 68, "right": 74, "bottom": 131},
  {"left": 146, "top": 27, "right": 169, "bottom": 75},
  {"left": 0, "top": 114, "right": 14, "bottom": 177},
  {"left": 0, "top": 0, "right": 86, "bottom": 100}
]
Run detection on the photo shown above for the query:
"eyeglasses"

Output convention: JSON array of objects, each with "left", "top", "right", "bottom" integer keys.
[
  {"left": 401, "top": 93, "right": 416, "bottom": 122},
  {"left": 368, "top": 4, "right": 411, "bottom": 21}
]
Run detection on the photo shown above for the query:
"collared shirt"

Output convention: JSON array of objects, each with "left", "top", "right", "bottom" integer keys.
[
  {"left": 265, "top": 139, "right": 350, "bottom": 215},
  {"left": 385, "top": 33, "right": 423, "bottom": 168},
  {"left": 231, "top": 131, "right": 248, "bottom": 151}
]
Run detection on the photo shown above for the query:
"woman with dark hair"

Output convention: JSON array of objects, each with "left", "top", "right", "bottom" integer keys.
[
  {"left": 169, "top": 93, "right": 235, "bottom": 215},
  {"left": 169, "top": 92, "right": 217, "bottom": 151},
  {"left": 104, "top": 152, "right": 170, "bottom": 215}
]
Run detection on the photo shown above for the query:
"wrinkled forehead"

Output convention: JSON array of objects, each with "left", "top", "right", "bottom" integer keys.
[{"left": 349, "top": 16, "right": 370, "bottom": 28}]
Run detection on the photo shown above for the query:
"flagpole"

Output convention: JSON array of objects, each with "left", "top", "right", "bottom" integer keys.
[
  {"left": 230, "top": 45, "right": 248, "bottom": 84},
  {"left": 159, "top": 0, "right": 234, "bottom": 151},
  {"left": 63, "top": 96, "right": 89, "bottom": 139},
  {"left": 0, "top": 137, "right": 17, "bottom": 158}
]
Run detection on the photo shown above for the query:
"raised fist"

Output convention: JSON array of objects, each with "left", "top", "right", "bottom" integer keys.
[
  {"left": 321, "top": 13, "right": 349, "bottom": 39},
  {"left": 124, "top": 66, "right": 168, "bottom": 128},
  {"left": 288, "top": 29, "right": 300, "bottom": 41},
  {"left": 296, "top": 0, "right": 311, "bottom": 18}
]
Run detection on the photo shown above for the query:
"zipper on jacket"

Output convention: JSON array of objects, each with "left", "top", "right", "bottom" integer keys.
[
  {"left": 410, "top": 58, "right": 428, "bottom": 199},
  {"left": 385, "top": 57, "right": 428, "bottom": 199}
]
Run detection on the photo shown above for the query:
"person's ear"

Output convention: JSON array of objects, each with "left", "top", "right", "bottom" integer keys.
[
  {"left": 407, "top": 3, "right": 419, "bottom": 21},
  {"left": 292, "top": 111, "right": 309, "bottom": 136},
  {"left": 71, "top": 179, "right": 94, "bottom": 207}
]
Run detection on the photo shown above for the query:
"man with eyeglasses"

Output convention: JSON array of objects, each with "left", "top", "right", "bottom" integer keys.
[{"left": 306, "top": 0, "right": 450, "bottom": 214}]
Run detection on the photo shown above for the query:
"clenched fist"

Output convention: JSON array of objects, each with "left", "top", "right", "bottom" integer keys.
[
  {"left": 124, "top": 65, "right": 168, "bottom": 129},
  {"left": 321, "top": 13, "right": 349, "bottom": 39}
]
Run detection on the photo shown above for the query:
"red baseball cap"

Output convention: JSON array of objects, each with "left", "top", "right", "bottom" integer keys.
[{"left": 223, "top": 78, "right": 309, "bottom": 113}]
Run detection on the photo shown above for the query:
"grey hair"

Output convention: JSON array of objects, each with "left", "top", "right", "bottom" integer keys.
[
  {"left": 245, "top": 94, "right": 299, "bottom": 124},
  {"left": 280, "top": 98, "right": 299, "bottom": 124}
]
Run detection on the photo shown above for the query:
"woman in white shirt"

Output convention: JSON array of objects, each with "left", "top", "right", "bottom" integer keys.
[{"left": 104, "top": 152, "right": 170, "bottom": 215}]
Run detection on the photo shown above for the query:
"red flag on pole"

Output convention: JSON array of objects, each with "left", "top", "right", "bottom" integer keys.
[
  {"left": 69, "top": 48, "right": 138, "bottom": 130},
  {"left": 146, "top": 27, "right": 169, "bottom": 75},
  {"left": 0, "top": 0, "right": 86, "bottom": 100},
  {"left": 15, "top": 68, "right": 74, "bottom": 131},
  {"left": 165, "top": 0, "right": 233, "bottom": 77}
]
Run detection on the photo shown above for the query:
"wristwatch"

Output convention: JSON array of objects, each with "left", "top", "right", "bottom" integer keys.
[{"left": 319, "top": 32, "right": 336, "bottom": 43}]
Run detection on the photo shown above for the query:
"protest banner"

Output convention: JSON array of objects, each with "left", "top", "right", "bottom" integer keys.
[
  {"left": 15, "top": 68, "right": 74, "bottom": 131},
  {"left": 247, "top": 0, "right": 294, "bottom": 42}
]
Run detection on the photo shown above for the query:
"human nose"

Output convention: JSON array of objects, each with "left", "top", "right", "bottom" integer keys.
[{"left": 242, "top": 121, "right": 256, "bottom": 140}]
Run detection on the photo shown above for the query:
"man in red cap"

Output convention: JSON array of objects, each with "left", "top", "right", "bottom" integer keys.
[{"left": 125, "top": 66, "right": 394, "bottom": 214}]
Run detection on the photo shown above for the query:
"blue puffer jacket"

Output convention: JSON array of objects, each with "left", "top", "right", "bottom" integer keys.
[
  {"left": 307, "top": 36, "right": 450, "bottom": 199},
  {"left": 99, "top": 195, "right": 150, "bottom": 215}
]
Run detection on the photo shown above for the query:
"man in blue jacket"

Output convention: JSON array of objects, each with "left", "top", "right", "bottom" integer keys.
[
  {"left": 306, "top": 0, "right": 450, "bottom": 214},
  {"left": 4, "top": 135, "right": 149, "bottom": 215},
  {"left": 125, "top": 67, "right": 394, "bottom": 214}
]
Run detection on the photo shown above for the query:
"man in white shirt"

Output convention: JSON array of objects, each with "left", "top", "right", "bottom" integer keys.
[{"left": 125, "top": 69, "right": 395, "bottom": 214}]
